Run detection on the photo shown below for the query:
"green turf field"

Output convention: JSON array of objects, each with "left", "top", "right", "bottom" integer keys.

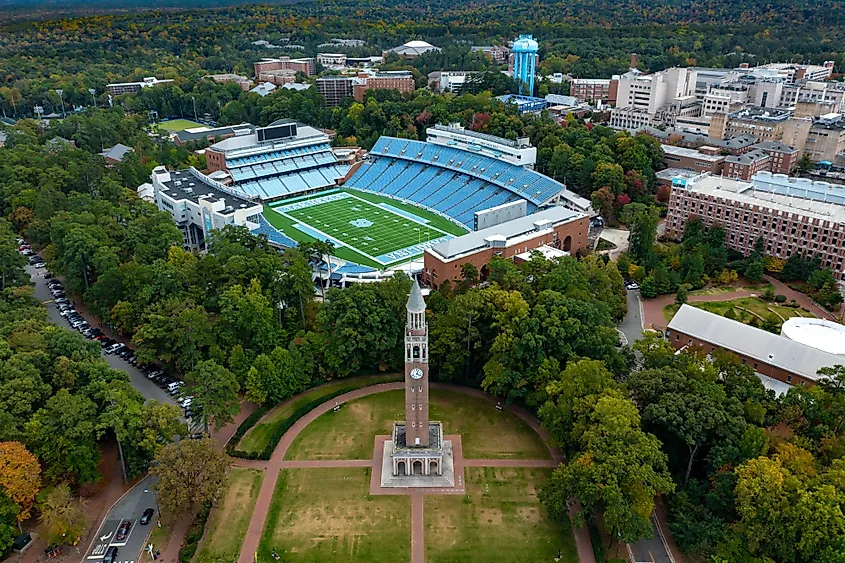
[
  {"left": 264, "top": 189, "right": 468, "bottom": 269},
  {"left": 157, "top": 118, "right": 205, "bottom": 132}
]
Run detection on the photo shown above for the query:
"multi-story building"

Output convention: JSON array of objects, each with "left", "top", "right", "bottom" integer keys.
[
  {"left": 610, "top": 67, "right": 697, "bottom": 131},
  {"left": 710, "top": 107, "right": 792, "bottom": 142},
  {"left": 205, "top": 74, "right": 251, "bottom": 91},
  {"left": 512, "top": 35, "right": 539, "bottom": 96},
  {"left": 316, "top": 76, "right": 354, "bottom": 106},
  {"left": 317, "top": 53, "right": 347, "bottom": 67},
  {"left": 665, "top": 171, "right": 845, "bottom": 280},
  {"left": 661, "top": 144, "right": 726, "bottom": 175},
  {"left": 724, "top": 149, "right": 772, "bottom": 180},
  {"left": 106, "top": 76, "right": 174, "bottom": 95},
  {"left": 802, "top": 114, "right": 845, "bottom": 163},
  {"left": 570, "top": 78, "right": 611, "bottom": 103},
  {"left": 749, "top": 61, "right": 835, "bottom": 84},
  {"left": 667, "top": 304, "right": 841, "bottom": 392},
  {"left": 428, "top": 71, "right": 478, "bottom": 94},
  {"left": 423, "top": 206, "right": 589, "bottom": 287},
  {"left": 753, "top": 141, "right": 799, "bottom": 174},
  {"left": 470, "top": 45, "right": 509, "bottom": 64},
  {"left": 257, "top": 69, "right": 298, "bottom": 86},
  {"left": 352, "top": 71, "right": 415, "bottom": 101},
  {"left": 702, "top": 81, "right": 749, "bottom": 116},
  {"left": 253, "top": 57, "right": 316, "bottom": 77},
  {"left": 150, "top": 166, "right": 263, "bottom": 249}
]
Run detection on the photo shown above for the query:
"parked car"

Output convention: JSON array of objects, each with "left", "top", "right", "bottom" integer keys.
[
  {"left": 166, "top": 381, "right": 183, "bottom": 394},
  {"left": 34, "top": 262, "right": 45, "bottom": 269},
  {"left": 103, "top": 546, "right": 118, "bottom": 563},
  {"left": 140, "top": 508, "right": 155, "bottom": 525},
  {"left": 115, "top": 519, "right": 131, "bottom": 541},
  {"left": 43, "top": 272, "right": 53, "bottom": 279},
  {"left": 100, "top": 338, "right": 115, "bottom": 348},
  {"left": 22, "top": 249, "right": 34, "bottom": 256},
  {"left": 105, "top": 343, "right": 125, "bottom": 355}
]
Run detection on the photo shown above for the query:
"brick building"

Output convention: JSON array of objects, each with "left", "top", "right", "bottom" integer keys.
[
  {"left": 257, "top": 69, "right": 298, "bottom": 86},
  {"left": 667, "top": 305, "right": 840, "bottom": 393},
  {"left": 570, "top": 78, "right": 612, "bottom": 102},
  {"left": 752, "top": 141, "right": 799, "bottom": 174},
  {"left": 661, "top": 144, "right": 726, "bottom": 175},
  {"left": 352, "top": 71, "right": 415, "bottom": 102},
  {"left": 724, "top": 149, "right": 772, "bottom": 180},
  {"left": 423, "top": 206, "right": 589, "bottom": 287},
  {"left": 665, "top": 172, "right": 845, "bottom": 280},
  {"left": 253, "top": 57, "right": 315, "bottom": 77}
]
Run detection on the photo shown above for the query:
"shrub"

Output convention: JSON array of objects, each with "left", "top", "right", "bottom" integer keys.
[
  {"left": 178, "top": 502, "right": 212, "bottom": 563},
  {"left": 775, "top": 294, "right": 787, "bottom": 303},
  {"left": 762, "top": 287, "right": 775, "bottom": 301}
]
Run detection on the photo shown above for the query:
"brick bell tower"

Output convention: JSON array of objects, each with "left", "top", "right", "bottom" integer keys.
[{"left": 405, "top": 277, "right": 429, "bottom": 447}]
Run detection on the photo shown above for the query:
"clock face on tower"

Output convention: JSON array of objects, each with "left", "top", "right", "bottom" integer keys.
[{"left": 410, "top": 368, "right": 424, "bottom": 380}]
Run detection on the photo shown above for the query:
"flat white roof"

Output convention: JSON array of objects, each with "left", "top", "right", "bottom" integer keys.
[
  {"left": 676, "top": 175, "right": 845, "bottom": 223},
  {"left": 428, "top": 206, "right": 584, "bottom": 261},
  {"left": 662, "top": 144, "right": 725, "bottom": 163}
]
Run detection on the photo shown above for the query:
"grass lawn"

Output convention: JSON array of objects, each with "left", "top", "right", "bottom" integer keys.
[
  {"left": 285, "top": 389, "right": 550, "bottom": 460},
  {"left": 425, "top": 467, "right": 577, "bottom": 563},
  {"left": 664, "top": 297, "right": 815, "bottom": 326},
  {"left": 238, "top": 374, "right": 401, "bottom": 455},
  {"left": 258, "top": 468, "right": 410, "bottom": 562},
  {"left": 194, "top": 467, "right": 264, "bottom": 563},
  {"left": 157, "top": 118, "right": 205, "bottom": 132},
  {"left": 688, "top": 282, "right": 773, "bottom": 297},
  {"left": 262, "top": 188, "right": 467, "bottom": 269},
  {"left": 140, "top": 518, "right": 171, "bottom": 562}
]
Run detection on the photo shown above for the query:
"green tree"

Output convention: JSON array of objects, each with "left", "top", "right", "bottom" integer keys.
[
  {"left": 151, "top": 438, "right": 229, "bottom": 524},
  {"left": 623, "top": 204, "right": 659, "bottom": 270},
  {"left": 541, "top": 392, "right": 674, "bottom": 542},
  {"left": 675, "top": 284, "right": 690, "bottom": 305},
  {"left": 744, "top": 259, "right": 765, "bottom": 283},
  {"left": 25, "top": 390, "right": 99, "bottom": 484},
  {"left": 37, "top": 484, "right": 88, "bottom": 545},
  {"left": 185, "top": 360, "right": 241, "bottom": 431}
]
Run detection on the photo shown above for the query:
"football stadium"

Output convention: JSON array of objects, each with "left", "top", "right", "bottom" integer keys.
[{"left": 150, "top": 121, "right": 593, "bottom": 283}]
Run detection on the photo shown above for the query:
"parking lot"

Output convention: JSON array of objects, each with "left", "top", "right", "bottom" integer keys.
[{"left": 26, "top": 259, "right": 202, "bottom": 430}]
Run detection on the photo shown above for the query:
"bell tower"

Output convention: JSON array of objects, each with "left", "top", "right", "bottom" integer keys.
[{"left": 405, "top": 277, "right": 429, "bottom": 447}]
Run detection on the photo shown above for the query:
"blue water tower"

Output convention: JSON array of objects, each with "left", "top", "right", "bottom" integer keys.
[{"left": 512, "top": 34, "right": 539, "bottom": 96}]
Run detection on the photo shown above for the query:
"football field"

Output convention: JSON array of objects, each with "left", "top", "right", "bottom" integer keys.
[{"left": 268, "top": 191, "right": 456, "bottom": 267}]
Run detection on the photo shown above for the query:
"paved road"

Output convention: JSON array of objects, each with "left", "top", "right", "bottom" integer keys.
[
  {"left": 84, "top": 476, "right": 160, "bottom": 563},
  {"left": 618, "top": 288, "right": 644, "bottom": 345},
  {"left": 28, "top": 265, "right": 176, "bottom": 406}
]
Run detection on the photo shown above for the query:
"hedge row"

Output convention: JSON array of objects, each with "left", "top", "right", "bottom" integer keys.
[
  {"left": 229, "top": 387, "right": 368, "bottom": 460},
  {"left": 225, "top": 405, "right": 271, "bottom": 458},
  {"left": 178, "top": 501, "right": 212, "bottom": 563}
]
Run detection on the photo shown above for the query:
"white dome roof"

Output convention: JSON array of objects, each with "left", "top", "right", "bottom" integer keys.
[
  {"left": 781, "top": 317, "right": 845, "bottom": 355},
  {"left": 405, "top": 40, "right": 434, "bottom": 48}
]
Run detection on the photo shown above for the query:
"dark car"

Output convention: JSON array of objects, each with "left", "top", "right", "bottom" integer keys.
[
  {"left": 103, "top": 545, "right": 118, "bottom": 563},
  {"left": 115, "top": 519, "right": 131, "bottom": 541},
  {"left": 140, "top": 507, "right": 155, "bottom": 525}
]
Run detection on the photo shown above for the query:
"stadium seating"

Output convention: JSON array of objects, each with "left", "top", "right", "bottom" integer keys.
[{"left": 345, "top": 136, "right": 589, "bottom": 228}]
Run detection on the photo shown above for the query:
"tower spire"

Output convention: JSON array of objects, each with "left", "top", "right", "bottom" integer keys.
[{"left": 406, "top": 277, "right": 426, "bottom": 312}]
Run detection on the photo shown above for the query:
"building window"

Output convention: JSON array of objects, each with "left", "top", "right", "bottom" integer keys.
[{"left": 787, "top": 375, "right": 793, "bottom": 383}]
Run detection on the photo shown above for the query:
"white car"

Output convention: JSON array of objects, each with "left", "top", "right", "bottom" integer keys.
[{"left": 105, "top": 343, "right": 125, "bottom": 355}]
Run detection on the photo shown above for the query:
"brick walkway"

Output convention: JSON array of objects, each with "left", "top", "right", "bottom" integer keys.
[{"left": 234, "top": 382, "right": 597, "bottom": 563}]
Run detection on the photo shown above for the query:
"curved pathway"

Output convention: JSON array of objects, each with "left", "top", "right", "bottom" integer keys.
[{"left": 235, "top": 382, "right": 594, "bottom": 563}]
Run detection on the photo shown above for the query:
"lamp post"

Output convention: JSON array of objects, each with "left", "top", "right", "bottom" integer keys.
[{"left": 55, "top": 89, "right": 66, "bottom": 118}]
